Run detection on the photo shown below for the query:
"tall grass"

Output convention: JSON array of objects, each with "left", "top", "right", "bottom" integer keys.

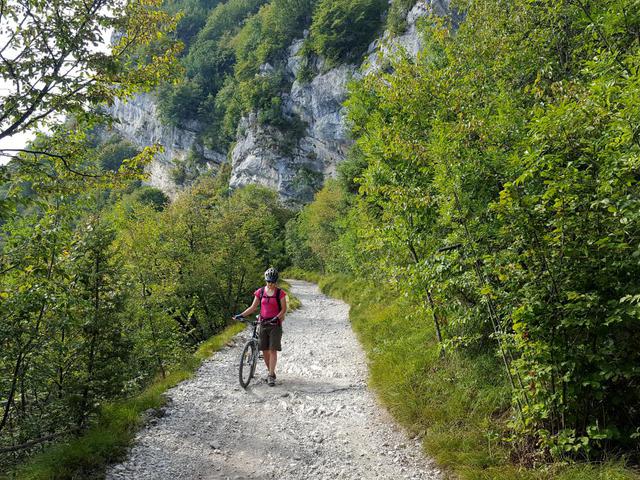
[
  {"left": 8, "top": 322, "right": 245, "bottom": 480},
  {"left": 288, "top": 271, "right": 639, "bottom": 480}
]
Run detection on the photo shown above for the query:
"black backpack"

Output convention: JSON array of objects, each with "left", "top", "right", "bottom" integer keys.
[{"left": 259, "top": 286, "right": 282, "bottom": 314}]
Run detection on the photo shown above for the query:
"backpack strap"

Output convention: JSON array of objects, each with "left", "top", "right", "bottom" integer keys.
[
  {"left": 258, "top": 287, "right": 265, "bottom": 320},
  {"left": 275, "top": 287, "right": 282, "bottom": 313}
]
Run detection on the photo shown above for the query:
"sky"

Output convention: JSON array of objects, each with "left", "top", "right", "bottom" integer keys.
[
  {"left": 0, "top": 79, "right": 33, "bottom": 163},
  {"left": 0, "top": 16, "right": 113, "bottom": 166}
]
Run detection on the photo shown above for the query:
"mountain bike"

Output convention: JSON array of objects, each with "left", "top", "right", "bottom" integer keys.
[{"left": 236, "top": 316, "right": 278, "bottom": 389}]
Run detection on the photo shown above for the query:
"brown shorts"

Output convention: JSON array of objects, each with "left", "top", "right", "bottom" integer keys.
[{"left": 259, "top": 323, "right": 282, "bottom": 351}]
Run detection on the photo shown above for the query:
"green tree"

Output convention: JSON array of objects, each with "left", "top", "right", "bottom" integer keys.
[
  {"left": 131, "top": 186, "right": 169, "bottom": 211},
  {"left": 65, "top": 212, "right": 131, "bottom": 426},
  {"left": 0, "top": 0, "right": 181, "bottom": 147},
  {"left": 96, "top": 137, "right": 141, "bottom": 172}
]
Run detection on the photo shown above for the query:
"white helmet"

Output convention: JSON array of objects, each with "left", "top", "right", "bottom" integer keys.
[{"left": 264, "top": 267, "right": 279, "bottom": 283}]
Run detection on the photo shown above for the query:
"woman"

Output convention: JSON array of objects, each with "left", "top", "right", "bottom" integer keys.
[{"left": 234, "top": 267, "right": 287, "bottom": 386}]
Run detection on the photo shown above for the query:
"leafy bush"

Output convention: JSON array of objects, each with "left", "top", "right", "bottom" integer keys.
[
  {"left": 131, "top": 186, "right": 169, "bottom": 210},
  {"left": 386, "top": 0, "right": 415, "bottom": 35},
  {"left": 232, "top": 0, "right": 314, "bottom": 78},
  {"left": 308, "top": 0, "right": 387, "bottom": 66},
  {"left": 170, "top": 0, "right": 225, "bottom": 49},
  {"left": 96, "top": 136, "right": 140, "bottom": 172},
  {"left": 157, "top": 80, "right": 205, "bottom": 126}
]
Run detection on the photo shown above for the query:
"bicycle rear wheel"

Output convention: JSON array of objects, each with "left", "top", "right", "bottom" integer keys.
[{"left": 239, "top": 341, "right": 257, "bottom": 389}]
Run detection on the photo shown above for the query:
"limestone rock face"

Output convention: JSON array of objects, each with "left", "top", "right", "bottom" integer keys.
[
  {"left": 230, "top": 113, "right": 286, "bottom": 195},
  {"left": 287, "top": 63, "right": 356, "bottom": 166},
  {"left": 230, "top": 63, "right": 356, "bottom": 205},
  {"left": 107, "top": 1, "right": 453, "bottom": 203},
  {"left": 230, "top": 1, "right": 450, "bottom": 204},
  {"left": 106, "top": 93, "right": 224, "bottom": 197},
  {"left": 230, "top": 113, "right": 331, "bottom": 206}
]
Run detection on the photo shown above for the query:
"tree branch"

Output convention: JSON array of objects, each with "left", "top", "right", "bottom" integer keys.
[
  {"left": 0, "top": 149, "right": 103, "bottom": 178},
  {"left": 0, "top": 427, "right": 82, "bottom": 453}
]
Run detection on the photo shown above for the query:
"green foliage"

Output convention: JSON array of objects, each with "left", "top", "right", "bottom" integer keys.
[
  {"left": 291, "top": 165, "right": 323, "bottom": 202},
  {"left": 386, "top": 0, "right": 415, "bottom": 35},
  {"left": 0, "top": 0, "right": 182, "bottom": 149},
  {"left": 130, "top": 186, "right": 169, "bottom": 211},
  {"left": 164, "top": 0, "right": 226, "bottom": 49},
  {"left": 232, "top": 0, "right": 315, "bottom": 78},
  {"left": 96, "top": 136, "right": 141, "bottom": 173},
  {"left": 212, "top": 0, "right": 315, "bottom": 136},
  {"left": 289, "top": 180, "right": 350, "bottom": 272},
  {"left": 294, "top": 42, "right": 316, "bottom": 83},
  {"left": 159, "top": 0, "right": 314, "bottom": 145},
  {"left": 308, "top": 0, "right": 387, "bottom": 66},
  {"left": 13, "top": 322, "right": 244, "bottom": 480},
  {"left": 116, "top": 176, "right": 289, "bottom": 345},
  {"left": 157, "top": 0, "right": 265, "bottom": 131},
  {"left": 288, "top": 0, "right": 640, "bottom": 470},
  {"left": 157, "top": 80, "right": 205, "bottom": 127},
  {"left": 284, "top": 217, "right": 322, "bottom": 272}
]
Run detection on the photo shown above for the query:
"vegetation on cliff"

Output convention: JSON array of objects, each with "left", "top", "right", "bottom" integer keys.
[{"left": 158, "top": 0, "right": 389, "bottom": 150}]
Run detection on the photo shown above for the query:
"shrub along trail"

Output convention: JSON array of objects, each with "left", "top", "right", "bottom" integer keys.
[{"left": 106, "top": 280, "right": 441, "bottom": 480}]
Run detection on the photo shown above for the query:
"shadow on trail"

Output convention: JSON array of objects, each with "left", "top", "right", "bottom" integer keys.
[{"left": 242, "top": 376, "right": 363, "bottom": 398}]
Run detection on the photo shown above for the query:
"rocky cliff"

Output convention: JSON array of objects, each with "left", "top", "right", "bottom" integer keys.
[
  {"left": 229, "top": 61, "right": 356, "bottom": 203},
  {"left": 106, "top": 0, "right": 454, "bottom": 204},
  {"left": 105, "top": 93, "right": 225, "bottom": 198},
  {"left": 230, "top": 0, "right": 457, "bottom": 205}
]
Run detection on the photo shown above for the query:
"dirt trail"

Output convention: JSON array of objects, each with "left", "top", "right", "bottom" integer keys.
[{"left": 106, "top": 280, "right": 442, "bottom": 480}]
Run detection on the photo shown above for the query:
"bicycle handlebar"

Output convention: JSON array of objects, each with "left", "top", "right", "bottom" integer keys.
[
  {"left": 233, "top": 314, "right": 279, "bottom": 326},
  {"left": 259, "top": 317, "right": 280, "bottom": 326}
]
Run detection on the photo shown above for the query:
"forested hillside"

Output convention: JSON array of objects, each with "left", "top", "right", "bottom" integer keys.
[
  {"left": 105, "top": 0, "right": 404, "bottom": 202},
  {"left": 157, "top": 0, "right": 386, "bottom": 147},
  {"left": 1, "top": 0, "right": 640, "bottom": 479}
]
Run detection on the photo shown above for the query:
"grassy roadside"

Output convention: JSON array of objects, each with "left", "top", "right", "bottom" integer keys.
[
  {"left": 284, "top": 269, "right": 639, "bottom": 480},
  {"left": 7, "top": 322, "right": 246, "bottom": 480},
  {"left": 279, "top": 279, "right": 301, "bottom": 311}
]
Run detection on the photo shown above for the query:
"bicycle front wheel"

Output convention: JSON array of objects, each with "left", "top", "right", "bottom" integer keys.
[{"left": 239, "top": 341, "right": 257, "bottom": 389}]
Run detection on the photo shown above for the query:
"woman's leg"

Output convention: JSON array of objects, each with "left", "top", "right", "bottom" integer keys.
[
  {"left": 262, "top": 350, "right": 270, "bottom": 370},
  {"left": 268, "top": 350, "right": 277, "bottom": 376}
]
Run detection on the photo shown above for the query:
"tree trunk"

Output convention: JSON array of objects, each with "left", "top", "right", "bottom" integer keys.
[{"left": 426, "top": 289, "right": 445, "bottom": 358}]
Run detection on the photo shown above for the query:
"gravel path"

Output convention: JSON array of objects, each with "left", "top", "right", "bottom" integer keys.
[{"left": 106, "top": 280, "right": 442, "bottom": 480}]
